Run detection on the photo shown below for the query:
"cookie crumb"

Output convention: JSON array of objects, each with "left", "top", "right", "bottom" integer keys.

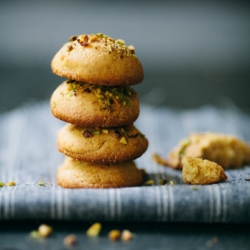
[
  {"left": 109, "top": 230, "right": 121, "bottom": 241},
  {"left": 121, "top": 230, "right": 133, "bottom": 242},
  {"left": 64, "top": 234, "right": 77, "bottom": 246},
  {"left": 38, "top": 224, "right": 53, "bottom": 238},
  {"left": 152, "top": 153, "right": 166, "bottom": 166},
  {"left": 86, "top": 222, "right": 102, "bottom": 237},
  {"left": 8, "top": 181, "right": 16, "bottom": 186},
  {"left": 144, "top": 180, "right": 154, "bottom": 186},
  {"left": 169, "top": 180, "right": 174, "bottom": 186},
  {"left": 30, "top": 230, "right": 40, "bottom": 239}
]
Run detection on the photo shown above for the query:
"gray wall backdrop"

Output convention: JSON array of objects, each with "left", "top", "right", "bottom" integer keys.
[{"left": 0, "top": 0, "right": 250, "bottom": 112}]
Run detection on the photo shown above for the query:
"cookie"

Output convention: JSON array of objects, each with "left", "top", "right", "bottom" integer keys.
[
  {"left": 51, "top": 33, "right": 144, "bottom": 86},
  {"left": 57, "top": 157, "right": 144, "bottom": 188},
  {"left": 57, "top": 124, "right": 148, "bottom": 163},
  {"left": 182, "top": 157, "right": 227, "bottom": 185},
  {"left": 167, "top": 132, "right": 250, "bottom": 170},
  {"left": 50, "top": 80, "right": 140, "bottom": 127}
]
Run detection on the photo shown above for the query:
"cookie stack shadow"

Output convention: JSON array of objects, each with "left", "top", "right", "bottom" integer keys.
[{"left": 50, "top": 33, "right": 148, "bottom": 188}]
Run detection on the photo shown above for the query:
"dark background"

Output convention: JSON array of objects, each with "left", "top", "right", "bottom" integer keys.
[{"left": 1, "top": 0, "right": 250, "bottom": 113}]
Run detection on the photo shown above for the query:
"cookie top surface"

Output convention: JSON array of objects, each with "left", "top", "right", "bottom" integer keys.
[
  {"left": 57, "top": 124, "right": 148, "bottom": 163},
  {"left": 167, "top": 132, "right": 250, "bottom": 169},
  {"left": 50, "top": 80, "right": 140, "bottom": 127},
  {"left": 51, "top": 33, "right": 144, "bottom": 86},
  {"left": 57, "top": 157, "right": 144, "bottom": 188}
]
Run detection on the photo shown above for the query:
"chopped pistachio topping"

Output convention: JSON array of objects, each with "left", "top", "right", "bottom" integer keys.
[
  {"left": 69, "top": 33, "right": 137, "bottom": 57},
  {"left": 86, "top": 222, "right": 102, "bottom": 237},
  {"left": 119, "top": 137, "right": 127, "bottom": 144},
  {"left": 192, "top": 186, "right": 198, "bottom": 191},
  {"left": 178, "top": 138, "right": 191, "bottom": 158},
  {"left": 0, "top": 182, "right": 5, "bottom": 187},
  {"left": 38, "top": 181, "right": 45, "bottom": 186},
  {"left": 65, "top": 80, "right": 134, "bottom": 110},
  {"left": 169, "top": 181, "right": 175, "bottom": 186}
]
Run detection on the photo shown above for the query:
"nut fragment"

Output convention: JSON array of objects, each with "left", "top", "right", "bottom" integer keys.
[
  {"left": 144, "top": 180, "right": 154, "bottom": 186},
  {"left": 119, "top": 137, "right": 127, "bottom": 144},
  {"left": 38, "top": 181, "right": 45, "bottom": 186},
  {"left": 0, "top": 182, "right": 5, "bottom": 187},
  {"left": 8, "top": 181, "right": 16, "bottom": 186},
  {"left": 30, "top": 230, "right": 40, "bottom": 239},
  {"left": 64, "top": 234, "right": 77, "bottom": 246},
  {"left": 86, "top": 222, "right": 102, "bottom": 237},
  {"left": 121, "top": 230, "right": 133, "bottom": 242},
  {"left": 169, "top": 181, "right": 174, "bottom": 186},
  {"left": 152, "top": 153, "right": 167, "bottom": 166},
  {"left": 109, "top": 230, "right": 121, "bottom": 241},
  {"left": 38, "top": 224, "right": 53, "bottom": 238}
]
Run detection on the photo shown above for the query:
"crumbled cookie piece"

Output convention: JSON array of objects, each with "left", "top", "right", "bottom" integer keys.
[
  {"left": 167, "top": 132, "right": 250, "bottom": 170},
  {"left": 109, "top": 230, "right": 121, "bottom": 241},
  {"left": 182, "top": 157, "right": 227, "bottom": 185},
  {"left": 86, "top": 222, "right": 102, "bottom": 237},
  {"left": 38, "top": 224, "right": 53, "bottom": 238}
]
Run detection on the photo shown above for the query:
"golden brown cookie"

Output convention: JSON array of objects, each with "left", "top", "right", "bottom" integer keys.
[
  {"left": 51, "top": 33, "right": 144, "bottom": 86},
  {"left": 50, "top": 80, "right": 140, "bottom": 127},
  {"left": 57, "top": 157, "right": 144, "bottom": 188},
  {"left": 167, "top": 132, "right": 250, "bottom": 170},
  {"left": 182, "top": 157, "right": 227, "bottom": 185},
  {"left": 57, "top": 124, "right": 148, "bottom": 163}
]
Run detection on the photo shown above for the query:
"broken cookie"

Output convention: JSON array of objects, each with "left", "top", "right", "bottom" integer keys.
[
  {"left": 167, "top": 132, "right": 250, "bottom": 170},
  {"left": 182, "top": 157, "right": 227, "bottom": 185}
]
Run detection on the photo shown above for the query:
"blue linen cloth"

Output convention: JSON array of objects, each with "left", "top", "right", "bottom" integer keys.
[{"left": 0, "top": 101, "right": 250, "bottom": 222}]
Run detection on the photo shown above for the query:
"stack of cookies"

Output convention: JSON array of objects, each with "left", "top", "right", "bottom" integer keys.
[{"left": 50, "top": 33, "right": 148, "bottom": 188}]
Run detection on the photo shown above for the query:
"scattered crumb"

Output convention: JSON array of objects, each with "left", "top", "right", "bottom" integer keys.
[
  {"left": 245, "top": 178, "right": 250, "bottom": 181},
  {"left": 152, "top": 153, "right": 166, "bottom": 166},
  {"left": 38, "top": 181, "right": 45, "bottom": 186},
  {"left": 144, "top": 180, "right": 154, "bottom": 186},
  {"left": 8, "top": 181, "right": 16, "bottom": 186},
  {"left": 109, "top": 230, "right": 121, "bottom": 241},
  {"left": 64, "top": 234, "right": 77, "bottom": 246},
  {"left": 158, "top": 179, "right": 167, "bottom": 185},
  {"left": 30, "top": 230, "right": 40, "bottom": 239},
  {"left": 38, "top": 224, "right": 53, "bottom": 238},
  {"left": 86, "top": 222, "right": 102, "bottom": 237},
  {"left": 206, "top": 237, "right": 218, "bottom": 247},
  {"left": 0, "top": 182, "right": 5, "bottom": 187},
  {"left": 169, "top": 181, "right": 174, "bottom": 186},
  {"left": 191, "top": 186, "right": 198, "bottom": 191},
  {"left": 121, "top": 230, "right": 133, "bottom": 242}
]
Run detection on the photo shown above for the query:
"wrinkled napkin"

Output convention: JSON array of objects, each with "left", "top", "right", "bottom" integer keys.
[{"left": 0, "top": 101, "right": 250, "bottom": 222}]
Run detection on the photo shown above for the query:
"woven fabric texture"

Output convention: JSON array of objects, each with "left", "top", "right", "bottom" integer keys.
[{"left": 0, "top": 101, "right": 250, "bottom": 222}]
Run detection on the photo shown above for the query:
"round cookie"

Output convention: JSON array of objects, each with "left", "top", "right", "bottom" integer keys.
[
  {"left": 57, "top": 124, "right": 148, "bottom": 163},
  {"left": 51, "top": 33, "right": 144, "bottom": 86},
  {"left": 57, "top": 157, "right": 144, "bottom": 188},
  {"left": 50, "top": 80, "right": 140, "bottom": 127}
]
